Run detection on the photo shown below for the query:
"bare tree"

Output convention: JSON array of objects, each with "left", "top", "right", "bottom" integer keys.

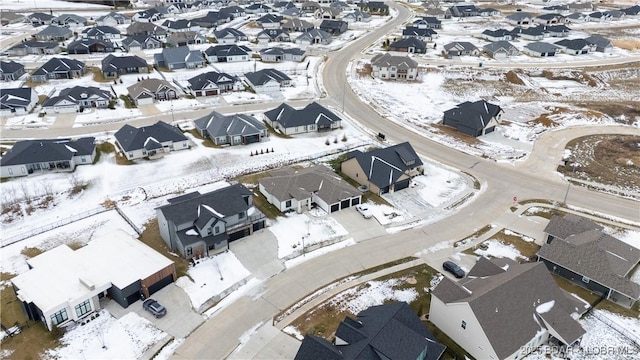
[
  {"left": 68, "top": 174, "right": 86, "bottom": 195},
  {"left": 19, "top": 180, "right": 32, "bottom": 203},
  {"left": 39, "top": 180, "right": 54, "bottom": 198}
]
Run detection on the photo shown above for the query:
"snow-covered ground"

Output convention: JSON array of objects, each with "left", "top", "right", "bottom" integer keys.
[
  {"left": 328, "top": 278, "right": 418, "bottom": 315},
  {"left": 473, "top": 239, "right": 527, "bottom": 261}
]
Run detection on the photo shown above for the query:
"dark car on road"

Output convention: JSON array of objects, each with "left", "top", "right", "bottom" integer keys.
[
  {"left": 443, "top": 261, "right": 465, "bottom": 278},
  {"left": 143, "top": 298, "right": 167, "bottom": 318}
]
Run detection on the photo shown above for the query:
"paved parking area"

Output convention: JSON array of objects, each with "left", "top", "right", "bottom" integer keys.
[
  {"left": 104, "top": 283, "right": 204, "bottom": 339},
  {"left": 382, "top": 186, "right": 435, "bottom": 218},
  {"left": 330, "top": 207, "right": 387, "bottom": 242}
]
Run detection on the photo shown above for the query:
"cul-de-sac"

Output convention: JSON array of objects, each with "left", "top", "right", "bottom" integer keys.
[{"left": 0, "top": 0, "right": 639, "bottom": 359}]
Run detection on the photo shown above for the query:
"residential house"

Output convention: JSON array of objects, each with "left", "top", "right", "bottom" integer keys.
[
  {"left": 402, "top": 27, "right": 437, "bottom": 41},
  {"left": 122, "top": 34, "right": 163, "bottom": 51},
  {"left": 535, "top": 13, "right": 566, "bottom": 24},
  {"left": 481, "top": 28, "right": 513, "bottom": 42},
  {"left": 245, "top": 69, "right": 292, "bottom": 94},
  {"left": 102, "top": 54, "right": 149, "bottom": 78},
  {"left": 358, "top": 1, "right": 389, "bottom": 15},
  {"left": 585, "top": 35, "right": 613, "bottom": 53},
  {"left": 425, "top": 8, "right": 450, "bottom": 19},
  {"left": 483, "top": 41, "right": 519, "bottom": 59},
  {"left": 301, "top": 1, "right": 322, "bottom": 14},
  {"left": 219, "top": 5, "right": 246, "bottom": 19},
  {"left": 554, "top": 38, "right": 590, "bottom": 55},
  {"left": 95, "top": 12, "right": 130, "bottom": 26},
  {"left": 315, "top": 7, "right": 341, "bottom": 20},
  {"left": 506, "top": 12, "right": 534, "bottom": 25},
  {"left": 604, "top": 10, "right": 626, "bottom": 21},
  {"left": 193, "top": 111, "right": 267, "bottom": 146},
  {"left": 282, "top": 18, "right": 314, "bottom": 33},
  {"left": 213, "top": 28, "right": 248, "bottom": 44},
  {"left": 114, "top": 121, "right": 189, "bottom": 160},
  {"left": 0, "top": 88, "right": 38, "bottom": 117},
  {"left": 42, "top": 86, "right": 112, "bottom": 114},
  {"left": 543, "top": 5, "right": 570, "bottom": 13},
  {"left": 1, "top": 11, "right": 24, "bottom": 26},
  {"left": 31, "top": 58, "right": 86, "bottom": 83},
  {"left": 623, "top": 5, "right": 640, "bottom": 16},
  {"left": 259, "top": 165, "right": 362, "bottom": 214},
  {"left": 167, "top": 2, "right": 190, "bottom": 14},
  {"left": 0, "top": 61, "right": 26, "bottom": 81},
  {"left": 295, "top": 302, "right": 446, "bottom": 360},
  {"left": 568, "top": 2, "right": 595, "bottom": 12},
  {"left": 370, "top": 53, "right": 418, "bottom": 80},
  {"left": 259, "top": 47, "right": 305, "bottom": 62},
  {"left": 478, "top": 7, "right": 500, "bottom": 17},
  {"left": 296, "top": 29, "right": 332, "bottom": 46},
  {"left": 27, "top": 12, "right": 55, "bottom": 26},
  {"left": 443, "top": 41, "right": 480, "bottom": 57},
  {"left": 341, "top": 142, "right": 423, "bottom": 195},
  {"left": 0, "top": 137, "right": 95, "bottom": 178},
  {"left": 257, "top": 13, "right": 283, "bottom": 29},
  {"left": 256, "top": 29, "right": 291, "bottom": 44},
  {"left": 162, "top": 19, "right": 200, "bottom": 33},
  {"left": 342, "top": 10, "right": 372, "bottom": 23},
  {"left": 156, "top": 184, "right": 266, "bottom": 259},
  {"left": 538, "top": 214, "right": 640, "bottom": 308},
  {"left": 11, "top": 230, "right": 175, "bottom": 330},
  {"left": 187, "top": 71, "right": 243, "bottom": 96},
  {"left": 281, "top": 7, "right": 306, "bottom": 18},
  {"left": 545, "top": 24, "right": 572, "bottom": 37},
  {"left": 192, "top": 11, "right": 231, "bottom": 28},
  {"left": 510, "top": 26, "right": 546, "bottom": 41},
  {"left": 449, "top": 4, "right": 479, "bottom": 17},
  {"left": 51, "top": 14, "right": 87, "bottom": 28},
  {"left": 329, "top": 1, "right": 350, "bottom": 11},
  {"left": 430, "top": 259, "right": 586, "bottom": 360},
  {"left": 442, "top": 100, "right": 502, "bottom": 137},
  {"left": 319, "top": 19, "right": 348, "bottom": 35},
  {"left": 154, "top": 47, "right": 205, "bottom": 70},
  {"left": 389, "top": 37, "right": 427, "bottom": 54},
  {"left": 523, "top": 42, "right": 560, "bottom": 57},
  {"left": 67, "top": 39, "right": 115, "bottom": 54},
  {"left": 273, "top": 1, "right": 297, "bottom": 12},
  {"left": 126, "top": 22, "right": 168, "bottom": 39},
  {"left": 566, "top": 12, "right": 591, "bottom": 22},
  {"left": 35, "top": 26, "right": 72, "bottom": 42},
  {"left": 82, "top": 26, "right": 121, "bottom": 40},
  {"left": 133, "top": 8, "right": 164, "bottom": 22},
  {"left": 166, "top": 31, "right": 206, "bottom": 47},
  {"left": 6, "top": 41, "right": 60, "bottom": 56},
  {"left": 245, "top": 3, "right": 271, "bottom": 14},
  {"left": 263, "top": 102, "right": 340, "bottom": 135},
  {"left": 588, "top": 11, "right": 612, "bottom": 22},
  {"left": 204, "top": 44, "right": 251, "bottom": 63},
  {"left": 412, "top": 16, "right": 442, "bottom": 29},
  {"left": 127, "top": 79, "right": 178, "bottom": 106}
]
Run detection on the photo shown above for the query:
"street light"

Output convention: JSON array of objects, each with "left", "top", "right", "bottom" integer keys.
[{"left": 563, "top": 161, "right": 577, "bottom": 205}]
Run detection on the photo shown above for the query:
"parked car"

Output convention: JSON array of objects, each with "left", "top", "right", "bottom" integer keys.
[
  {"left": 143, "top": 298, "right": 167, "bottom": 318},
  {"left": 355, "top": 204, "right": 373, "bottom": 219},
  {"left": 443, "top": 261, "right": 465, "bottom": 278}
]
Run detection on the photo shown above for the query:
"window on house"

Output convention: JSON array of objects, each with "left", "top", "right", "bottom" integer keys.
[
  {"left": 186, "top": 247, "right": 193, "bottom": 256},
  {"left": 285, "top": 200, "right": 292, "bottom": 207},
  {"left": 80, "top": 156, "right": 86, "bottom": 162},
  {"left": 214, "top": 226, "right": 220, "bottom": 234},
  {"left": 128, "top": 153, "right": 133, "bottom": 158},
  {"left": 582, "top": 276, "right": 590, "bottom": 283},
  {"left": 239, "top": 212, "right": 245, "bottom": 219},
  {"left": 8, "top": 168, "right": 12, "bottom": 175},
  {"left": 207, "top": 228, "right": 212, "bottom": 235},
  {"left": 461, "top": 320, "right": 466, "bottom": 329},
  {"left": 75, "top": 299, "right": 91, "bottom": 317},
  {"left": 51, "top": 308, "right": 68, "bottom": 326},
  {"left": 183, "top": 143, "right": 187, "bottom": 147}
]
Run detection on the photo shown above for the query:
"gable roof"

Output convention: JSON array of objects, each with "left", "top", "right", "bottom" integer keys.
[
  {"left": 555, "top": 38, "right": 590, "bottom": 50},
  {"left": 524, "top": 41, "right": 560, "bottom": 53},
  {"left": 259, "top": 47, "right": 304, "bottom": 57},
  {"left": 389, "top": 37, "right": 427, "bottom": 50},
  {"left": 402, "top": 27, "right": 437, "bottom": 38},
  {"left": 585, "top": 35, "right": 612, "bottom": 48},
  {"left": 483, "top": 40, "right": 518, "bottom": 54},
  {"left": 0, "top": 60, "right": 25, "bottom": 74},
  {"left": 37, "top": 25, "right": 72, "bottom": 37},
  {"left": 214, "top": 27, "right": 246, "bottom": 39},
  {"left": 0, "top": 88, "right": 34, "bottom": 111},
  {"left": 82, "top": 26, "right": 121, "bottom": 37},
  {"left": 319, "top": 19, "right": 347, "bottom": 30},
  {"left": 297, "top": 29, "right": 332, "bottom": 42},
  {"left": 444, "top": 41, "right": 478, "bottom": 52},
  {"left": 122, "top": 34, "right": 161, "bottom": 47},
  {"left": 543, "top": 214, "right": 603, "bottom": 240},
  {"left": 193, "top": 111, "right": 266, "bottom": 138},
  {"left": 67, "top": 38, "right": 114, "bottom": 52},
  {"left": 371, "top": 53, "right": 418, "bottom": 69},
  {"left": 282, "top": 18, "right": 314, "bottom": 30},
  {"left": 43, "top": 86, "right": 111, "bottom": 107},
  {"left": 257, "top": 29, "right": 290, "bottom": 40},
  {"left": 9, "top": 41, "right": 59, "bottom": 51},
  {"left": 0, "top": 137, "right": 95, "bottom": 166},
  {"left": 432, "top": 261, "right": 585, "bottom": 359},
  {"left": 156, "top": 46, "right": 204, "bottom": 65},
  {"left": 188, "top": 71, "right": 239, "bottom": 90},
  {"left": 126, "top": 22, "right": 168, "bottom": 36},
  {"left": 204, "top": 44, "right": 251, "bottom": 57},
  {"left": 344, "top": 142, "right": 423, "bottom": 189},
  {"left": 157, "top": 183, "right": 252, "bottom": 226},
  {"left": 257, "top": 13, "right": 283, "bottom": 24},
  {"left": 245, "top": 68, "right": 291, "bottom": 85},
  {"left": 127, "top": 78, "right": 176, "bottom": 99},
  {"left": 102, "top": 54, "right": 148, "bottom": 72},
  {"left": 443, "top": 100, "right": 502, "bottom": 131},
  {"left": 114, "top": 121, "right": 187, "bottom": 152},
  {"left": 264, "top": 102, "right": 339, "bottom": 128}
]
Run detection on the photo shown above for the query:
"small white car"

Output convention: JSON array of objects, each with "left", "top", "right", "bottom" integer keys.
[{"left": 355, "top": 204, "right": 373, "bottom": 219}]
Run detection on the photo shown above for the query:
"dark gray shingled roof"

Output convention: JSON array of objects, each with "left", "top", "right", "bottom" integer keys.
[
  {"left": 295, "top": 302, "right": 445, "bottom": 360},
  {"left": 204, "top": 44, "right": 252, "bottom": 57},
  {"left": 0, "top": 137, "right": 95, "bottom": 166},
  {"left": 263, "top": 101, "right": 339, "bottom": 128},
  {"left": 156, "top": 183, "right": 252, "bottom": 226},
  {"left": 432, "top": 261, "right": 585, "bottom": 359},
  {"left": 0, "top": 88, "right": 33, "bottom": 111},
  {"left": 114, "top": 121, "right": 187, "bottom": 152},
  {"left": 102, "top": 54, "right": 148, "bottom": 72},
  {"left": 33, "top": 58, "right": 85, "bottom": 77},
  {"left": 193, "top": 111, "right": 265, "bottom": 138},
  {"left": 244, "top": 68, "right": 291, "bottom": 86},
  {"left": 344, "top": 142, "right": 423, "bottom": 190},
  {"left": 543, "top": 214, "right": 603, "bottom": 240},
  {"left": 443, "top": 100, "right": 502, "bottom": 132},
  {"left": 0, "top": 60, "right": 24, "bottom": 74},
  {"left": 188, "top": 71, "right": 238, "bottom": 90}
]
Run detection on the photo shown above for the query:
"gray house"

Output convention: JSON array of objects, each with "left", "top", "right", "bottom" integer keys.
[
  {"left": 114, "top": 121, "right": 189, "bottom": 160},
  {"left": 263, "top": 102, "right": 340, "bottom": 135},
  {"left": 0, "top": 137, "right": 95, "bottom": 178},
  {"left": 96, "top": 12, "right": 130, "bottom": 26},
  {"left": 35, "top": 25, "right": 73, "bottom": 42},
  {"left": 259, "top": 47, "right": 306, "bottom": 63},
  {"left": 156, "top": 184, "right": 266, "bottom": 259},
  {"left": 154, "top": 47, "right": 205, "bottom": 70},
  {"left": 538, "top": 214, "right": 640, "bottom": 308},
  {"left": 244, "top": 69, "right": 292, "bottom": 94},
  {"left": 67, "top": 39, "right": 115, "bottom": 54},
  {"left": 31, "top": 58, "right": 86, "bottom": 83},
  {"left": 296, "top": 29, "right": 332, "bottom": 46},
  {"left": 0, "top": 60, "right": 25, "bottom": 81},
  {"left": 523, "top": 42, "right": 560, "bottom": 57},
  {"left": 402, "top": 27, "right": 438, "bottom": 41},
  {"left": 166, "top": 31, "right": 206, "bottom": 47},
  {"left": 7, "top": 41, "right": 60, "bottom": 56},
  {"left": 259, "top": 165, "right": 362, "bottom": 214},
  {"left": 126, "top": 79, "right": 177, "bottom": 106},
  {"left": 370, "top": 53, "right": 418, "bottom": 80},
  {"left": 0, "top": 88, "right": 38, "bottom": 117},
  {"left": 389, "top": 37, "right": 427, "bottom": 54},
  {"left": 204, "top": 44, "right": 251, "bottom": 63},
  {"left": 585, "top": 35, "right": 613, "bottom": 53},
  {"left": 554, "top": 38, "right": 590, "bottom": 55},
  {"left": 121, "top": 34, "right": 162, "bottom": 51},
  {"left": 483, "top": 41, "right": 519, "bottom": 59},
  {"left": 102, "top": 54, "right": 149, "bottom": 78},
  {"left": 42, "top": 86, "right": 112, "bottom": 114},
  {"left": 443, "top": 42, "right": 480, "bottom": 57},
  {"left": 194, "top": 111, "right": 267, "bottom": 146},
  {"left": 282, "top": 18, "right": 314, "bottom": 33},
  {"left": 319, "top": 19, "right": 348, "bottom": 35},
  {"left": 256, "top": 29, "right": 291, "bottom": 44},
  {"left": 442, "top": 100, "right": 503, "bottom": 137},
  {"left": 213, "top": 28, "right": 247, "bottom": 44},
  {"left": 187, "top": 71, "right": 243, "bottom": 96}
]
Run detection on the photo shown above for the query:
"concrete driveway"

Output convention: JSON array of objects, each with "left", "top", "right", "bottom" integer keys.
[
  {"left": 230, "top": 228, "right": 285, "bottom": 281},
  {"left": 330, "top": 207, "right": 387, "bottom": 242},
  {"left": 383, "top": 186, "right": 435, "bottom": 218},
  {"left": 104, "top": 283, "right": 204, "bottom": 339}
]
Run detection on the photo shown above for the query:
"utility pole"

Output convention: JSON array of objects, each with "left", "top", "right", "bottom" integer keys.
[{"left": 563, "top": 161, "right": 577, "bottom": 204}]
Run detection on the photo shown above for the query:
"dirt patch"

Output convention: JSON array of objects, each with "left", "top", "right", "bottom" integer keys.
[
  {"left": 357, "top": 63, "right": 372, "bottom": 78},
  {"left": 574, "top": 102, "right": 640, "bottom": 124},
  {"left": 505, "top": 70, "right": 525, "bottom": 85},
  {"left": 561, "top": 134, "right": 640, "bottom": 190},
  {"left": 613, "top": 39, "right": 640, "bottom": 51}
]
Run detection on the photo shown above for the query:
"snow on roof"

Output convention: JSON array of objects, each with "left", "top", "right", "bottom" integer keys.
[{"left": 536, "top": 300, "right": 555, "bottom": 314}]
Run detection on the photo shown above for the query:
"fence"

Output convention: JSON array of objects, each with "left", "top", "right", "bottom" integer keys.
[
  {"left": 281, "top": 234, "right": 349, "bottom": 262},
  {"left": 591, "top": 311, "right": 640, "bottom": 348},
  {"left": 114, "top": 206, "right": 143, "bottom": 235}
]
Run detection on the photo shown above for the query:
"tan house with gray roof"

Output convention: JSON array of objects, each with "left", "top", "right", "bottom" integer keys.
[
  {"left": 430, "top": 259, "right": 586, "bottom": 360},
  {"left": 259, "top": 165, "right": 362, "bottom": 214},
  {"left": 371, "top": 53, "right": 418, "bottom": 80},
  {"left": 127, "top": 79, "right": 177, "bottom": 106},
  {"left": 538, "top": 214, "right": 640, "bottom": 308}
]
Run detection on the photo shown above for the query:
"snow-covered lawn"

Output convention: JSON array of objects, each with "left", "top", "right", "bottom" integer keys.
[
  {"left": 43, "top": 311, "right": 165, "bottom": 360},
  {"left": 328, "top": 279, "right": 417, "bottom": 315},
  {"left": 269, "top": 212, "right": 349, "bottom": 259},
  {"left": 473, "top": 239, "right": 527, "bottom": 261},
  {"left": 175, "top": 251, "right": 251, "bottom": 310}
]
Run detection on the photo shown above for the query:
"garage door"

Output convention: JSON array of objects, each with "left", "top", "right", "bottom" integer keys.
[
  {"left": 395, "top": 179, "right": 410, "bottom": 191},
  {"left": 147, "top": 274, "right": 173, "bottom": 296},
  {"left": 485, "top": 126, "right": 495, "bottom": 134},
  {"left": 351, "top": 198, "right": 360, "bottom": 206},
  {"left": 340, "top": 199, "right": 351, "bottom": 209},
  {"left": 125, "top": 291, "right": 140, "bottom": 306},
  {"left": 330, "top": 203, "right": 339, "bottom": 212},
  {"left": 205, "top": 90, "right": 218, "bottom": 96}
]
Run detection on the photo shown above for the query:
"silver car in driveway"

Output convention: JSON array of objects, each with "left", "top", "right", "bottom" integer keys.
[{"left": 143, "top": 299, "right": 167, "bottom": 318}]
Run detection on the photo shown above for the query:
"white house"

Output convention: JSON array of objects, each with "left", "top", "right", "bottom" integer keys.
[{"left": 114, "top": 121, "right": 189, "bottom": 160}]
